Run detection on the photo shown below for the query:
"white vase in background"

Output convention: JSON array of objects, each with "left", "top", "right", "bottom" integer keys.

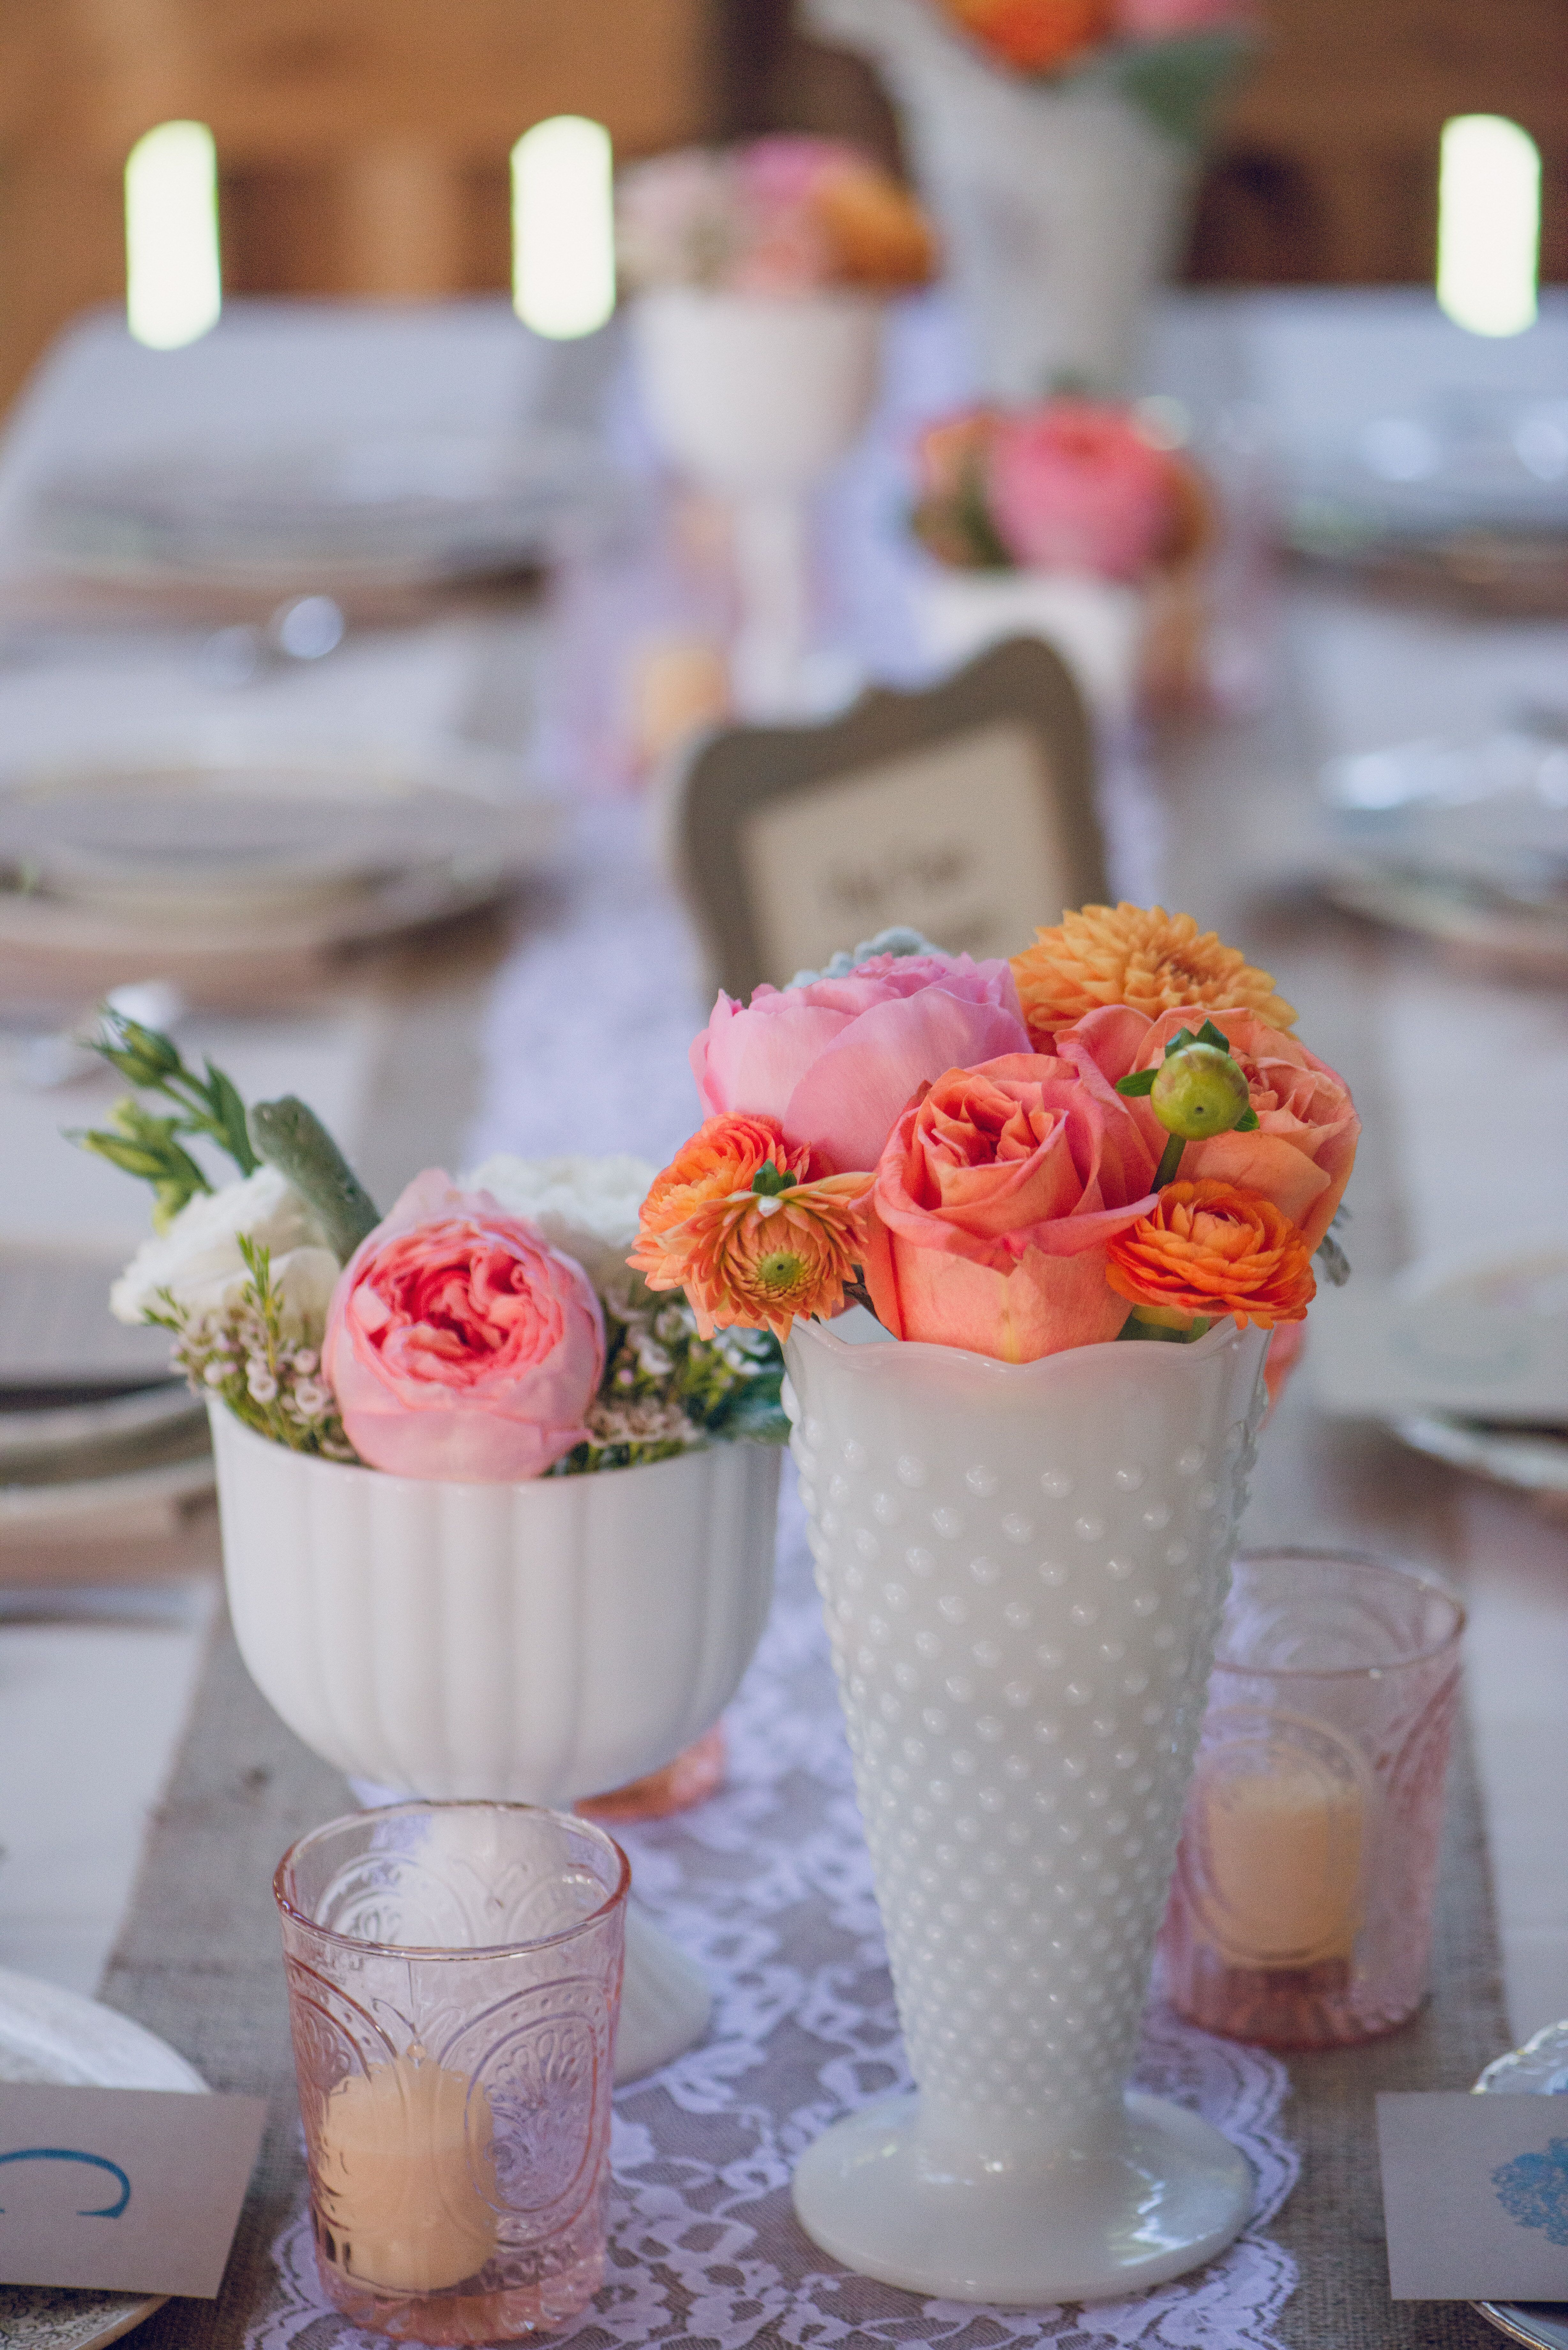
[
  {"left": 783, "top": 1309, "right": 1270, "bottom": 2302},
  {"left": 912, "top": 562, "right": 1145, "bottom": 720},
  {"left": 208, "top": 1405, "right": 780, "bottom": 2083},
  {"left": 631, "top": 287, "right": 885, "bottom": 715},
  {"left": 806, "top": 0, "right": 1196, "bottom": 398}
]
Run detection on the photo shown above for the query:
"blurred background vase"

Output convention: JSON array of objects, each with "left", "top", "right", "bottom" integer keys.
[
  {"left": 805, "top": 0, "right": 1213, "bottom": 398},
  {"left": 631, "top": 286, "right": 885, "bottom": 712}
]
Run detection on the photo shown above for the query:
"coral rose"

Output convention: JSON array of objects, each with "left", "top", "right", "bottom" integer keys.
[
  {"left": 866, "top": 1053, "right": 1158, "bottom": 1360},
  {"left": 1106, "top": 1180, "right": 1315, "bottom": 1328},
  {"left": 943, "top": 0, "right": 1115, "bottom": 73},
  {"left": 693, "top": 951, "right": 1029, "bottom": 1176},
  {"left": 987, "top": 403, "right": 1183, "bottom": 582},
  {"left": 642, "top": 1171, "right": 875, "bottom": 1341},
  {"left": 323, "top": 1171, "right": 605, "bottom": 1481},
  {"left": 631, "top": 1113, "right": 811, "bottom": 1271},
  {"left": 1058, "top": 1004, "right": 1358, "bottom": 1251},
  {"left": 1012, "top": 902, "right": 1296, "bottom": 1049}
]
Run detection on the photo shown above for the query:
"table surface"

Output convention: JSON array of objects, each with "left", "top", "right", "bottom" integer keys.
[{"left": 1, "top": 286, "right": 1564, "bottom": 2083}]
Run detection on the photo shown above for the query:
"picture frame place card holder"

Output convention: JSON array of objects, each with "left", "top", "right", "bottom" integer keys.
[{"left": 663, "top": 637, "right": 1108, "bottom": 1000}]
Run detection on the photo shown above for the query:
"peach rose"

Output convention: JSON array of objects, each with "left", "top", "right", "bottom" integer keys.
[
  {"left": 323, "top": 1172, "right": 605, "bottom": 1481},
  {"left": 1057, "top": 1004, "right": 1358, "bottom": 1252},
  {"left": 1106, "top": 1180, "right": 1315, "bottom": 1329},
  {"left": 865, "top": 1053, "right": 1158, "bottom": 1360}
]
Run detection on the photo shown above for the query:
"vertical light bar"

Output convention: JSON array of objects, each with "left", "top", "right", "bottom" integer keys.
[
  {"left": 125, "top": 120, "right": 221, "bottom": 349},
  {"left": 511, "top": 116, "right": 615, "bottom": 339},
  {"left": 1437, "top": 115, "right": 1540, "bottom": 338}
]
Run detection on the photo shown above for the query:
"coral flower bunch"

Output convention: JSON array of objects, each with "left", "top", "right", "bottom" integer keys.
[{"left": 637, "top": 910, "right": 1354, "bottom": 1363}]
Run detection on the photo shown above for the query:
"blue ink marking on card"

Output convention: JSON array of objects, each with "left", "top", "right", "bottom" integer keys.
[
  {"left": 1492, "top": 2136, "right": 1568, "bottom": 2248},
  {"left": 0, "top": 2149, "right": 131, "bottom": 2217}
]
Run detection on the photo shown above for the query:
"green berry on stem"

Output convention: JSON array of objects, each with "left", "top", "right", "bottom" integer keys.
[{"left": 1150, "top": 1042, "right": 1252, "bottom": 1141}]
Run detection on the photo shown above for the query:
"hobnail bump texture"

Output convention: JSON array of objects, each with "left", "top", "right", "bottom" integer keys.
[
  {"left": 210, "top": 1406, "right": 780, "bottom": 1806},
  {"left": 784, "top": 1315, "right": 1270, "bottom": 2301}
]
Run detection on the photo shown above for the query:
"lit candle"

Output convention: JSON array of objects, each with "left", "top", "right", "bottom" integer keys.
[
  {"left": 1199, "top": 1756, "right": 1365, "bottom": 1969},
  {"left": 313, "top": 2047, "right": 499, "bottom": 2295}
]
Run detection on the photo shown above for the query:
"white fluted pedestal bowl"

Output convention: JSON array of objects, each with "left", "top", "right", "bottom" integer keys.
[
  {"left": 209, "top": 1406, "right": 780, "bottom": 2082},
  {"left": 783, "top": 1313, "right": 1270, "bottom": 2304}
]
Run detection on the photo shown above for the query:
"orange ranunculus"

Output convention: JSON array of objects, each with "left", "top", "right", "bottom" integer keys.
[
  {"left": 942, "top": 0, "right": 1115, "bottom": 73},
  {"left": 640, "top": 1170, "right": 875, "bottom": 1341},
  {"left": 1057, "top": 1003, "right": 1358, "bottom": 1253},
  {"left": 631, "top": 1113, "right": 812, "bottom": 1273},
  {"left": 811, "top": 162, "right": 939, "bottom": 289},
  {"left": 1106, "top": 1180, "right": 1315, "bottom": 1329},
  {"left": 1012, "top": 903, "right": 1297, "bottom": 1049}
]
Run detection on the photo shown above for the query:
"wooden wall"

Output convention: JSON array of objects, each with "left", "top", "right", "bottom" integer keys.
[{"left": 0, "top": 0, "right": 1561, "bottom": 417}]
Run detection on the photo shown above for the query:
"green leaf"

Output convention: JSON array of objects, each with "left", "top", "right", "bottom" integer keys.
[
  {"left": 1234, "top": 1107, "right": 1260, "bottom": 1131},
  {"left": 203, "top": 1061, "right": 259, "bottom": 1175},
  {"left": 1315, "top": 1230, "right": 1353, "bottom": 1287},
  {"left": 1099, "top": 27, "right": 1256, "bottom": 149},
  {"left": 750, "top": 1162, "right": 800, "bottom": 1199},
  {"left": 1164, "top": 1028, "right": 1198, "bottom": 1059},
  {"left": 1115, "top": 1068, "right": 1158, "bottom": 1096},
  {"left": 1195, "top": 1019, "right": 1233, "bottom": 1053}
]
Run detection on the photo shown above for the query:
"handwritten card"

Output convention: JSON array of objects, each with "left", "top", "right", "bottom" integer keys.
[
  {"left": 0, "top": 2082, "right": 265, "bottom": 2297},
  {"left": 1377, "top": 2091, "right": 1568, "bottom": 2300}
]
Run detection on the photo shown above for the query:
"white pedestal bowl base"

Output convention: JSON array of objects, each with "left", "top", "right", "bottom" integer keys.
[
  {"left": 792, "top": 2088, "right": 1252, "bottom": 2303},
  {"left": 211, "top": 1410, "right": 782, "bottom": 2087}
]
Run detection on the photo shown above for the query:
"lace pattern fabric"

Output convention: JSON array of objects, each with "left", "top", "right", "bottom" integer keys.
[{"left": 246, "top": 1473, "right": 1299, "bottom": 2350}]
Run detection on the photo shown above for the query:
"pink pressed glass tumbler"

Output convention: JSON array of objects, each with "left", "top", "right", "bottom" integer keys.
[
  {"left": 1159, "top": 1550, "right": 1465, "bottom": 2050},
  {"left": 275, "top": 1802, "right": 629, "bottom": 2343}
]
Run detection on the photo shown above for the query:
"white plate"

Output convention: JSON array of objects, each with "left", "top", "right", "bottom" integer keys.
[
  {"left": 27, "top": 428, "right": 623, "bottom": 595},
  {"left": 0, "top": 1452, "right": 216, "bottom": 1537},
  {"left": 0, "top": 1966, "right": 206, "bottom": 2350},
  {"left": 0, "top": 737, "right": 559, "bottom": 958},
  {"left": 1474, "top": 2020, "right": 1568, "bottom": 2348},
  {"left": 1388, "top": 1239, "right": 1568, "bottom": 1496}
]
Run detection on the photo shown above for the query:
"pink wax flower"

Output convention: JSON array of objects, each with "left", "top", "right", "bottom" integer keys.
[
  {"left": 988, "top": 402, "right": 1180, "bottom": 581},
  {"left": 323, "top": 1171, "right": 605, "bottom": 1482},
  {"left": 692, "top": 953, "right": 1030, "bottom": 1176},
  {"left": 863, "top": 1053, "right": 1159, "bottom": 1359}
]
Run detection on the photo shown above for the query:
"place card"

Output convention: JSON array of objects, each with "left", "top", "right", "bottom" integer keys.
[
  {"left": 0, "top": 2082, "right": 265, "bottom": 2297},
  {"left": 1377, "top": 2091, "right": 1568, "bottom": 2300},
  {"left": 1306, "top": 1288, "right": 1568, "bottom": 1425}
]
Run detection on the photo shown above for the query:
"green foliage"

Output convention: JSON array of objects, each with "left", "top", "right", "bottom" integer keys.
[
  {"left": 74, "top": 1098, "right": 211, "bottom": 1232},
  {"left": 550, "top": 1278, "right": 788, "bottom": 1477},
  {"left": 248, "top": 1096, "right": 379, "bottom": 1261},
  {"left": 74, "top": 1008, "right": 267, "bottom": 1219}
]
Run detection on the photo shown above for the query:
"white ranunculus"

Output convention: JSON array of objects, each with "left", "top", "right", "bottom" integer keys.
[
  {"left": 464, "top": 1152, "right": 655, "bottom": 1295},
  {"left": 110, "top": 1164, "right": 340, "bottom": 1335}
]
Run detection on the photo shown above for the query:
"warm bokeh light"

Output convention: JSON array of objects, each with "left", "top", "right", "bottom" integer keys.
[
  {"left": 1437, "top": 115, "right": 1540, "bottom": 338},
  {"left": 511, "top": 116, "right": 615, "bottom": 340},
  {"left": 125, "top": 121, "right": 222, "bottom": 350}
]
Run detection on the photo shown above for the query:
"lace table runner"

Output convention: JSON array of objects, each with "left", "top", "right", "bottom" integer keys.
[{"left": 245, "top": 1470, "right": 1298, "bottom": 2350}]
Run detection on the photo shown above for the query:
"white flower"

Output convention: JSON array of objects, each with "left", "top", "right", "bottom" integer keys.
[
  {"left": 464, "top": 1152, "right": 656, "bottom": 1296},
  {"left": 110, "top": 1164, "right": 340, "bottom": 1338}
]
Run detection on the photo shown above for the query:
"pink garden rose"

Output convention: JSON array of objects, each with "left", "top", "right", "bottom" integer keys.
[
  {"left": 988, "top": 403, "right": 1179, "bottom": 581},
  {"left": 323, "top": 1171, "right": 604, "bottom": 1482},
  {"left": 1056, "top": 1004, "right": 1359, "bottom": 1252},
  {"left": 863, "top": 1053, "right": 1158, "bottom": 1360},
  {"left": 693, "top": 953, "right": 1030, "bottom": 1176}
]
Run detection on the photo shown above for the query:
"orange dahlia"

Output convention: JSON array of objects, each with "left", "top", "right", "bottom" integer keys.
[
  {"left": 942, "top": 0, "right": 1115, "bottom": 73},
  {"left": 1105, "top": 1179, "right": 1315, "bottom": 1330},
  {"left": 641, "top": 1171, "right": 875, "bottom": 1341},
  {"left": 1012, "top": 903, "right": 1297, "bottom": 1049},
  {"left": 631, "top": 1113, "right": 811, "bottom": 1274}
]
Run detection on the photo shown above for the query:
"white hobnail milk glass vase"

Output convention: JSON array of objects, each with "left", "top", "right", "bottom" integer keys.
[
  {"left": 806, "top": 0, "right": 1196, "bottom": 398},
  {"left": 783, "top": 1310, "right": 1270, "bottom": 2303},
  {"left": 208, "top": 1406, "right": 780, "bottom": 2086}
]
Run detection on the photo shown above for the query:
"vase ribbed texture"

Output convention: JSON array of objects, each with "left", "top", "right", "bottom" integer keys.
[
  {"left": 785, "top": 1317, "right": 1269, "bottom": 2141},
  {"left": 210, "top": 1407, "right": 780, "bottom": 1806}
]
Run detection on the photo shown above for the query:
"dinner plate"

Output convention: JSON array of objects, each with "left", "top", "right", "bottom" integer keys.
[
  {"left": 1473, "top": 2020, "right": 1568, "bottom": 2348},
  {"left": 0, "top": 737, "right": 559, "bottom": 964},
  {"left": 0, "top": 1966, "right": 206, "bottom": 2350},
  {"left": 1387, "top": 1241, "right": 1568, "bottom": 1497},
  {"left": 27, "top": 428, "right": 623, "bottom": 596}
]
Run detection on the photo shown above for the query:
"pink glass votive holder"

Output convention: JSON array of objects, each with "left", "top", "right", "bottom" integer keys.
[
  {"left": 1159, "top": 1549, "right": 1465, "bottom": 2050},
  {"left": 275, "top": 1801, "right": 629, "bottom": 2344}
]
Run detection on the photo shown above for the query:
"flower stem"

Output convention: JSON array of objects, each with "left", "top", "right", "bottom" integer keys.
[{"left": 1154, "top": 1133, "right": 1185, "bottom": 1189}]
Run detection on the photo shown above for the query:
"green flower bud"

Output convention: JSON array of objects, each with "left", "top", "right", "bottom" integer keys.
[
  {"left": 1150, "top": 1042, "right": 1252, "bottom": 1141},
  {"left": 96, "top": 1012, "right": 183, "bottom": 1085}
]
